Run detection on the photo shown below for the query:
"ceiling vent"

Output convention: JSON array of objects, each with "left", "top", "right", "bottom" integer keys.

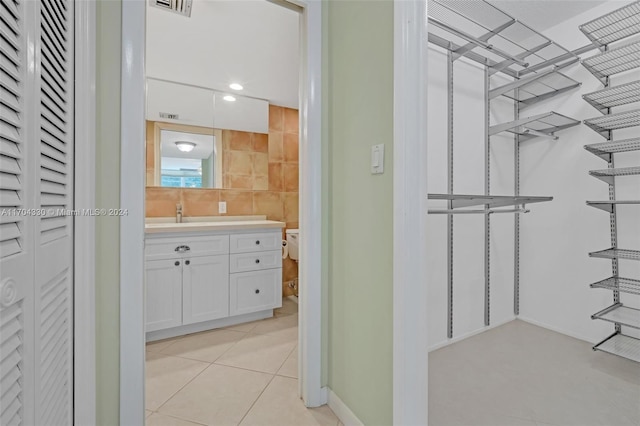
[{"left": 150, "top": 0, "right": 193, "bottom": 17}]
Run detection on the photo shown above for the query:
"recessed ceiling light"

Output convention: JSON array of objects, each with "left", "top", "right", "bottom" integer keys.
[
  {"left": 223, "top": 95, "right": 236, "bottom": 102},
  {"left": 229, "top": 83, "right": 243, "bottom": 91},
  {"left": 175, "top": 141, "right": 196, "bottom": 152}
]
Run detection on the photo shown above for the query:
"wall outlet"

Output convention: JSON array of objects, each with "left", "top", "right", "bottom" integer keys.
[{"left": 218, "top": 201, "right": 227, "bottom": 214}]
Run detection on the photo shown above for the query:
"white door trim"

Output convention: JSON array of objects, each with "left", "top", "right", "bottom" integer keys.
[
  {"left": 74, "top": 1, "right": 97, "bottom": 424},
  {"left": 119, "top": 0, "right": 324, "bottom": 422},
  {"left": 393, "top": 1, "right": 430, "bottom": 424},
  {"left": 120, "top": 1, "right": 147, "bottom": 425}
]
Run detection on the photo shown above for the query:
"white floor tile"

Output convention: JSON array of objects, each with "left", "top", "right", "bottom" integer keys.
[
  {"left": 275, "top": 298, "right": 299, "bottom": 317},
  {"left": 158, "top": 364, "right": 272, "bottom": 426},
  {"left": 145, "top": 352, "right": 209, "bottom": 411},
  {"left": 159, "top": 329, "right": 246, "bottom": 362},
  {"left": 146, "top": 412, "right": 206, "bottom": 426},
  {"left": 251, "top": 313, "right": 298, "bottom": 341},
  {"left": 216, "top": 332, "right": 297, "bottom": 374},
  {"left": 146, "top": 336, "right": 182, "bottom": 353},
  {"left": 277, "top": 345, "right": 298, "bottom": 378},
  {"left": 239, "top": 376, "right": 338, "bottom": 426}
]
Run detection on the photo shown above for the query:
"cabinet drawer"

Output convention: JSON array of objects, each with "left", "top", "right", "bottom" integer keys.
[
  {"left": 230, "top": 250, "right": 282, "bottom": 273},
  {"left": 146, "top": 235, "right": 229, "bottom": 260},
  {"left": 230, "top": 269, "right": 282, "bottom": 316},
  {"left": 230, "top": 232, "right": 281, "bottom": 253}
]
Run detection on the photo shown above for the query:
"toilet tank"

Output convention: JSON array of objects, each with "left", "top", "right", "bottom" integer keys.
[{"left": 285, "top": 228, "right": 299, "bottom": 261}]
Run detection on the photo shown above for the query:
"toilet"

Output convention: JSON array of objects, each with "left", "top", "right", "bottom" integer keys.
[{"left": 285, "top": 229, "right": 299, "bottom": 262}]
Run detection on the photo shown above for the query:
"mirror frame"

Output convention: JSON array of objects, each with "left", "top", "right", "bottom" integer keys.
[{"left": 151, "top": 121, "right": 223, "bottom": 188}]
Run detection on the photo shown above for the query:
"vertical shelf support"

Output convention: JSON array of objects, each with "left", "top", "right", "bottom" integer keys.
[
  {"left": 514, "top": 86, "right": 521, "bottom": 316},
  {"left": 447, "top": 49, "right": 454, "bottom": 339},
  {"left": 484, "top": 65, "right": 491, "bottom": 327}
]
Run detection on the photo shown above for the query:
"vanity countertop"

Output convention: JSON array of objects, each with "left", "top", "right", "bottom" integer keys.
[{"left": 145, "top": 219, "right": 286, "bottom": 234}]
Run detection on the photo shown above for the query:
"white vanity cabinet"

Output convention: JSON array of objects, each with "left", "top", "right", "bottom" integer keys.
[{"left": 144, "top": 225, "right": 283, "bottom": 340}]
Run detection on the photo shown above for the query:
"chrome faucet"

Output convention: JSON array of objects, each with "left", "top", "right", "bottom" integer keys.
[{"left": 176, "top": 203, "right": 183, "bottom": 223}]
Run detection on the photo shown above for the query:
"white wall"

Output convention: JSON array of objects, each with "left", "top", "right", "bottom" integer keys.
[
  {"left": 427, "top": 46, "right": 518, "bottom": 348},
  {"left": 519, "top": 1, "right": 640, "bottom": 343},
  {"left": 428, "top": 0, "right": 640, "bottom": 349}
]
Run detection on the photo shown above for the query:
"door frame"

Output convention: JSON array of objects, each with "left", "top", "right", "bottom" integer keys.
[
  {"left": 74, "top": 0, "right": 97, "bottom": 424},
  {"left": 119, "top": 1, "right": 324, "bottom": 424}
]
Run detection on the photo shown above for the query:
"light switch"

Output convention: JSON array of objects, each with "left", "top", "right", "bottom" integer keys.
[
  {"left": 218, "top": 201, "right": 227, "bottom": 214},
  {"left": 371, "top": 144, "right": 385, "bottom": 174}
]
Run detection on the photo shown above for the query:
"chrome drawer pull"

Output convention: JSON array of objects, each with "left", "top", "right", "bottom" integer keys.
[{"left": 175, "top": 245, "right": 191, "bottom": 252}]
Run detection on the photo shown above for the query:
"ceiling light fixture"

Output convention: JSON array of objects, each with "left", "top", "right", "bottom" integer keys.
[
  {"left": 223, "top": 95, "right": 236, "bottom": 102},
  {"left": 175, "top": 141, "right": 196, "bottom": 152},
  {"left": 229, "top": 83, "right": 243, "bottom": 91}
]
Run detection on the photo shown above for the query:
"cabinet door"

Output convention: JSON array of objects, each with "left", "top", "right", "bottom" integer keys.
[
  {"left": 230, "top": 269, "right": 282, "bottom": 316},
  {"left": 145, "top": 259, "right": 183, "bottom": 332},
  {"left": 183, "top": 255, "right": 230, "bottom": 325}
]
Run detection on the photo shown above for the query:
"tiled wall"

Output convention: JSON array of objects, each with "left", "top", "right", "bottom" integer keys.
[
  {"left": 222, "top": 130, "right": 269, "bottom": 191},
  {"left": 145, "top": 106, "right": 299, "bottom": 296}
]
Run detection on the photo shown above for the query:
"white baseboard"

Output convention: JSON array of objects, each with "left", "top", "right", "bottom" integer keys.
[
  {"left": 517, "top": 315, "right": 595, "bottom": 344},
  {"left": 327, "top": 388, "right": 364, "bottom": 426},
  {"left": 428, "top": 316, "right": 516, "bottom": 352}
]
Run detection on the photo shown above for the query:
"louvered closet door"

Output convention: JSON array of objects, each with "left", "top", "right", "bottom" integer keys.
[
  {"left": 33, "top": 0, "right": 74, "bottom": 424},
  {"left": 0, "top": 0, "right": 36, "bottom": 425},
  {"left": 0, "top": 0, "right": 74, "bottom": 425}
]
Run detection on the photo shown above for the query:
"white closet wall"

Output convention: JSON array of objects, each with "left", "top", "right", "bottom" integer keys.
[
  {"left": 427, "top": 46, "right": 517, "bottom": 349},
  {"left": 427, "top": 0, "right": 639, "bottom": 349},
  {"left": 520, "top": 1, "right": 640, "bottom": 343}
]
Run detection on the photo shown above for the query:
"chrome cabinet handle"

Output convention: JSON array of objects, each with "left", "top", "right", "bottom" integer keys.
[{"left": 175, "top": 245, "right": 191, "bottom": 252}]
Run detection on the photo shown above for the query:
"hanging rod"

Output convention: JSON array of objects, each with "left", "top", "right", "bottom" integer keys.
[{"left": 428, "top": 208, "right": 531, "bottom": 215}]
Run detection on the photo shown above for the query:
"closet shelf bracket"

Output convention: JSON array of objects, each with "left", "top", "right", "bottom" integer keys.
[
  {"left": 590, "top": 276, "right": 640, "bottom": 296},
  {"left": 584, "top": 137, "right": 640, "bottom": 162},
  {"left": 593, "top": 332, "right": 640, "bottom": 363},
  {"left": 589, "top": 166, "right": 640, "bottom": 185},
  {"left": 489, "top": 111, "right": 580, "bottom": 139},
  {"left": 586, "top": 200, "right": 640, "bottom": 213},
  {"left": 589, "top": 248, "right": 640, "bottom": 262},
  {"left": 592, "top": 303, "right": 640, "bottom": 330}
]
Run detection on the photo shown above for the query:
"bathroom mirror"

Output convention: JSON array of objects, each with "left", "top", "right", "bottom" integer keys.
[{"left": 147, "top": 122, "right": 223, "bottom": 188}]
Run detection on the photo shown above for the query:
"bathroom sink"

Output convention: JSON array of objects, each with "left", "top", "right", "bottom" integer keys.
[{"left": 145, "top": 216, "right": 285, "bottom": 233}]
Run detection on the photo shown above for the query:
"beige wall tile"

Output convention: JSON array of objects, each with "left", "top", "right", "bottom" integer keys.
[
  {"left": 226, "top": 151, "right": 253, "bottom": 175},
  {"left": 269, "top": 105, "right": 283, "bottom": 132},
  {"left": 222, "top": 129, "right": 232, "bottom": 151},
  {"left": 182, "top": 188, "right": 219, "bottom": 216},
  {"left": 282, "top": 164, "right": 299, "bottom": 192},
  {"left": 253, "top": 133, "right": 269, "bottom": 153},
  {"left": 285, "top": 221, "right": 298, "bottom": 230},
  {"left": 283, "top": 192, "right": 299, "bottom": 223},
  {"left": 146, "top": 187, "right": 181, "bottom": 217},
  {"left": 283, "top": 133, "right": 299, "bottom": 163},
  {"left": 253, "top": 191, "right": 283, "bottom": 220},
  {"left": 253, "top": 175, "right": 268, "bottom": 191},
  {"left": 228, "top": 130, "right": 252, "bottom": 151},
  {"left": 227, "top": 175, "right": 253, "bottom": 190},
  {"left": 220, "top": 190, "right": 253, "bottom": 215},
  {"left": 268, "top": 132, "right": 283, "bottom": 162},
  {"left": 268, "top": 163, "right": 283, "bottom": 192},
  {"left": 283, "top": 108, "right": 299, "bottom": 134},
  {"left": 252, "top": 152, "right": 269, "bottom": 176}
]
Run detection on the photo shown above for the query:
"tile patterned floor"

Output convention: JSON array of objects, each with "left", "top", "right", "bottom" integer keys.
[
  {"left": 145, "top": 298, "right": 339, "bottom": 426},
  {"left": 429, "top": 320, "right": 640, "bottom": 426}
]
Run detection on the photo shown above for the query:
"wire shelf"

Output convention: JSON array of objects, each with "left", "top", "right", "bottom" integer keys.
[
  {"left": 589, "top": 166, "right": 640, "bottom": 184},
  {"left": 584, "top": 137, "right": 640, "bottom": 161},
  {"left": 582, "top": 80, "right": 640, "bottom": 114},
  {"left": 587, "top": 200, "right": 640, "bottom": 213},
  {"left": 593, "top": 333, "right": 640, "bottom": 363},
  {"left": 590, "top": 248, "right": 640, "bottom": 261},
  {"left": 580, "top": 1, "right": 640, "bottom": 47},
  {"left": 498, "top": 72, "right": 581, "bottom": 108},
  {"left": 584, "top": 109, "right": 640, "bottom": 137},
  {"left": 490, "top": 111, "right": 580, "bottom": 140},
  {"left": 581, "top": 40, "right": 640, "bottom": 84},
  {"left": 427, "top": 193, "right": 552, "bottom": 210},
  {"left": 428, "top": 0, "right": 575, "bottom": 77},
  {"left": 592, "top": 304, "right": 640, "bottom": 330},
  {"left": 590, "top": 276, "right": 640, "bottom": 295}
]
